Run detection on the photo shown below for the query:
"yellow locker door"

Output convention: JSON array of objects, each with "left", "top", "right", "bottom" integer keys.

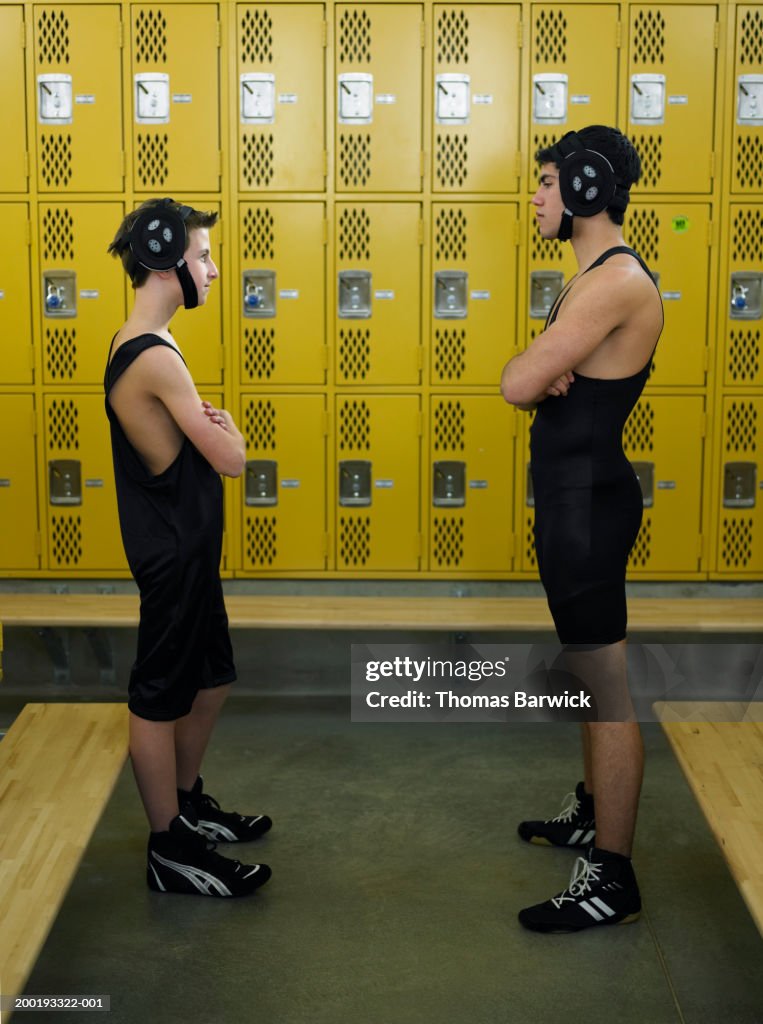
[
  {"left": 335, "top": 5, "right": 423, "bottom": 193},
  {"left": 0, "top": 204, "right": 34, "bottom": 385},
  {"left": 525, "top": 215, "right": 577, "bottom": 355},
  {"left": 529, "top": 5, "right": 620, "bottom": 181},
  {"left": 731, "top": 7, "right": 763, "bottom": 195},
  {"left": 44, "top": 394, "right": 128, "bottom": 571},
  {"left": 429, "top": 396, "right": 514, "bottom": 573},
  {"left": 431, "top": 204, "right": 518, "bottom": 386},
  {"left": 517, "top": 412, "right": 539, "bottom": 574},
  {"left": 335, "top": 395, "right": 420, "bottom": 571},
  {"left": 132, "top": 4, "right": 220, "bottom": 193},
  {"left": 34, "top": 5, "right": 123, "bottom": 193},
  {"left": 238, "top": 5, "right": 325, "bottom": 192},
  {"left": 335, "top": 203, "right": 421, "bottom": 386},
  {"left": 628, "top": 5, "right": 717, "bottom": 194},
  {"left": 240, "top": 395, "right": 326, "bottom": 571},
  {"left": 723, "top": 205, "right": 763, "bottom": 389},
  {"left": 0, "top": 395, "right": 39, "bottom": 570},
  {"left": 715, "top": 397, "right": 763, "bottom": 576},
  {"left": 433, "top": 5, "right": 521, "bottom": 193},
  {"left": 239, "top": 202, "right": 326, "bottom": 386},
  {"left": 165, "top": 200, "right": 222, "bottom": 386},
  {"left": 624, "top": 204, "right": 711, "bottom": 387},
  {"left": 40, "top": 202, "right": 126, "bottom": 386},
  {"left": 0, "top": 6, "right": 27, "bottom": 192},
  {"left": 623, "top": 395, "right": 705, "bottom": 574}
]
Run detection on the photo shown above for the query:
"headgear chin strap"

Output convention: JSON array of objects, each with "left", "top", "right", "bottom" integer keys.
[
  {"left": 554, "top": 132, "right": 629, "bottom": 242},
  {"left": 128, "top": 198, "right": 199, "bottom": 309}
]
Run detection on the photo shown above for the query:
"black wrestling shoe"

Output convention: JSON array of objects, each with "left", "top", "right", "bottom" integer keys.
[
  {"left": 147, "top": 808, "right": 271, "bottom": 897},
  {"left": 178, "top": 776, "right": 272, "bottom": 843},
  {"left": 518, "top": 846, "right": 641, "bottom": 933},
  {"left": 517, "top": 781, "right": 595, "bottom": 848}
]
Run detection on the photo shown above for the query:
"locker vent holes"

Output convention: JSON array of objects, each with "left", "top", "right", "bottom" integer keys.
[
  {"left": 531, "top": 232, "right": 564, "bottom": 265},
  {"left": 435, "top": 209, "right": 467, "bottom": 261},
  {"left": 726, "top": 402, "right": 757, "bottom": 453},
  {"left": 739, "top": 9, "right": 763, "bottom": 65},
  {"left": 525, "top": 516, "right": 537, "bottom": 569},
  {"left": 42, "top": 208, "right": 75, "bottom": 261},
  {"left": 339, "top": 516, "right": 371, "bottom": 566},
  {"left": 241, "top": 9, "right": 274, "bottom": 64},
  {"left": 534, "top": 10, "right": 568, "bottom": 65},
  {"left": 137, "top": 134, "right": 169, "bottom": 187},
  {"left": 242, "top": 134, "right": 275, "bottom": 188},
  {"left": 48, "top": 399, "right": 79, "bottom": 450},
  {"left": 728, "top": 329, "right": 761, "bottom": 384},
  {"left": 339, "top": 135, "right": 371, "bottom": 188},
  {"left": 732, "top": 208, "right": 763, "bottom": 263},
  {"left": 243, "top": 327, "right": 276, "bottom": 380},
  {"left": 52, "top": 515, "right": 82, "bottom": 566},
  {"left": 434, "top": 329, "right": 466, "bottom": 381},
  {"left": 37, "top": 10, "right": 70, "bottom": 65},
  {"left": 632, "top": 134, "right": 662, "bottom": 189},
  {"left": 339, "top": 329, "right": 371, "bottom": 381},
  {"left": 623, "top": 401, "right": 655, "bottom": 453},
  {"left": 135, "top": 10, "right": 167, "bottom": 63},
  {"left": 434, "top": 401, "right": 465, "bottom": 451},
  {"left": 40, "top": 135, "right": 72, "bottom": 188},
  {"left": 339, "top": 400, "right": 371, "bottom": 450},
  {"left": 626, "top": 208, "right": 660, "bottom": 264},
  {"left": 735, "top": 136, "right": 763, "bottom": 191},
  {"left": 339, "top": 209, "right": 371, "bottom": 261},
  {"left": 628, "top": 517, "right": 652, "bottom": 568},
  {"left": 245, "top": 400, "right": 276, "bottom": 450},
  {"left": 721, "top": 518, "right": 754, "bottom": 569},
  {"left": 243, "top": 208, "right": 275, "bottom": 261},
  {"left": 436, "top": 135, "right": 468, "bottom": 189},
  {"left": 46, "top": 327, "right": 77, "bottom": 380},
  {"left": 434, "top": 517, "right": 465, "bottom": 567},
  {"left": 246, "top": 516, "right": 277, "bottom": 567},
  {"left": 632, "top": 9, "right": 666, "bottom": 65},
  {"left": 339, "top": 9, "right": 371, "bottom": 63},
  {"left": 436, "top": 10, "right": 469, "bottom": 65}
]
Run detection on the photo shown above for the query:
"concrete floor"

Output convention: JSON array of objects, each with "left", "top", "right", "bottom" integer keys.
[{"left": 9, "top": 696, "right": 763, "bottom": 1024}]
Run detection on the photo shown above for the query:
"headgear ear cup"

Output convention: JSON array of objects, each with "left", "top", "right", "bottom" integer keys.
[
  {"left": 554, "top": 132, "right": 619, "bottom": 241},
  {"left": 128, "top": 199, "right": 199, "bottom": 309}
]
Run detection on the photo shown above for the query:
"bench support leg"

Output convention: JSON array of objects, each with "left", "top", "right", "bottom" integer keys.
[
  {"left": 35, "top": 627, "right": 70, "bottom": 685},
  {"left": 82, "top": 628, "right": 116, "bottom": 687}
]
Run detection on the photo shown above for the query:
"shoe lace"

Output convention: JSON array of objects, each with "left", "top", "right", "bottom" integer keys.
[
  {"left": 551, "top": 855, "right": 603, "bottom": 909},
  {"left": 548, "top": 791, "right": 580, "bottom": 824}
]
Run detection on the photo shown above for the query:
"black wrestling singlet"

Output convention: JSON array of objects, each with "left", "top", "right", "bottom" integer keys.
[{"left": 530, "top": 247, "right": 663, "bottom": 645}]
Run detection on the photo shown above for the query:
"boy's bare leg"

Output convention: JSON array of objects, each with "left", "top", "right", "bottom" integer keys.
[
  {"left": 175, "top": 683, "right": 232, "bottom": 791},
  {"left": 589, "top": 721, "right": 644, "bottom": 856},
  {"left": 581, "top": 723, "right": 593, "bottom": 794},
  {"left": 129, "top": 713, "right": 179, "bottom": 832}
]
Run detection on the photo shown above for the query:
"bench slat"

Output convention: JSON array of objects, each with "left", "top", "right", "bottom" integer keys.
[{"left": 0, "top": 703, "right": 128, "bottom": 999}]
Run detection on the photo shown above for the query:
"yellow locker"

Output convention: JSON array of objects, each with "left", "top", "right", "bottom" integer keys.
[
  {"left": 623, "top": 203, "right": 711, "bottom": 387},
  {"left": 714, "top": 396, "right": 763, "bottom": 576},
  {"left": 0, "top": 204, "right": 34, "bottom": 385},
  {"left": 238, "top": 202, "right": 325, "bottom": 386},
  {"left": 335, "top": 5, "right": 423, "bottom": 193},
  {"left": 335, "top": 203, "right": 421, "bottom": 385},
  {"left": 240, "top": 395, "right": 326, "bottom": 571},
  {"left": 131, "top": 4, "right": 219, "bottom": 192},
  {"left": 433, "top": 5, "right": 521, "bottom": 193},
  {"left": 524, "top": 217, "right": 577, "bottom": 353},
  {"left": 431, "top": 203, "right": 517, "bottom": 386},
  {"left": 428, "top": 395, "right": 514, "bottom": 573},
  {"left": 43, "top": 394, "right": 128, "bottom": 571},
  {"left": 39, "top": 202, "right": 125, "bottom": 386},
  {"left": 731, "top": 6, "right": 763, "bottom": 195},
  {"left": 529, "top": 5, "right": 620, "bottom": 181},
  {"left": 0, "top": 6, "right": 27, "bottom": 192},
  {"left": 163, "top": 200, "right": 222, "bottom": 386},
  {"left": 723, "top": 205, "right": 763, "bottom": 388},
  {"left": 238, "top": 5, "right": 325, "bottom": 192},
  {"left": 0, "top": 395, "right": 39, "bottom": 570},
  {"left": 335, "top": 395, "right": 420, "bottom": 571},
  {"left": 623, "top": 395, "right": 705, "bottom": 573},
  {"left": 34, "top": 5, "right": 123, "bottom": 193},
  {"left": 628, "top": 5, "right": 717, "bottom": 194},
  {"left": 517, "top": 411, "right": 538, "bottom": 574}
]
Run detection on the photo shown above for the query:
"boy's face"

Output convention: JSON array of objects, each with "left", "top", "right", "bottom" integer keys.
[
  {"left": 531, "top": 163, "right": 565, "bottom": 240},
  {"left": 183, "top": 227, "right": 218, "bottom": 305}
]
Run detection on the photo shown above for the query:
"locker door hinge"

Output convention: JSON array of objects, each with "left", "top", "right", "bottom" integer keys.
[
  {"left": 216, "top": 21, "right": 222, "bottom": 47},
  {"left": 420, "top": 21, "right": 426, "bottom": 47},
  {"left": 709, "top": 151, "right": 715, "bottom": 180},
  {"left": 121, "top": 151, "right": 126, "bottom": 177},
  {"left": 219, "top": 345, "right": 226, "bottom": 373},
  {"left": 517, "top": 19, "right": 524, "bottom": 48},
  {"left": 323, "top": 217, "right": 329, "bottom": 244},
  {"left": 420, "top": 150, "right": 426, "bottom": 178},
  {"left": 321, "top": 345, "right": 329, "bottom": 370},
  {"left": 218, "top": 150, "right": 224, "bottom": 177},
  {"left": 25, "top": 218, "right": 32, "bottom": 245},
  {"left": 34, "top": 532, "right": 42, "bottom": 557},
  {"left": 322, "top": 20, "right": 328, "bottom": 47},
  {"left": 30, "top": 408, "right": 37, "bottom": 434},
  {"left": 417, "top": 345, "right": 424, "bottom": 372},
  {"left": 28, "top": 345, "right": 35, "bottom": 372},
  {"left": 707, "top": 219, "right": 713, "bottom": 246},
  {"left": 714, "top": 21, "right": 720, "bottom": 48},
  {"left": 417, "top": 411, "right": 424, "bottom": 436},
  {"left": 514, "top": 151, "right": 522, "bottom": 181},
  {"left": 322, "top": 410, "right": 330, "bottom": 435},
  {"left": 24, "top": 152, "right": 30, "bottom": 179},
  {"left": 697, "top": 533, "right": 705, "bottom": 560},
  {"left": 416, "top": 533, "right": 423, "bottom": 559},
  {"left": 118, "top": 20, "right": 124, "bottom": 47},
  {"left": 418, "top": 218, "right": 425, "bottom": 245},
  {"left": 513, "top": 216, "right": 521, "bottom": 246},
  {"left": 615, "top": 21, "right": 622, "bottom": 48},
  {"left": 20, "top": 19, "right": 26, "bottom": 46},
  {"left": 323, "top": 532, "right": 330, "bottom": 558},
  {"left": 700, "top": 412, "right": 707, "bottom": 438},
  {"left": 323, "top": 150, "right": 328, "bottom": 178},
  {"left": 703, "top": 346, "right": 710, "bottom": 371}
]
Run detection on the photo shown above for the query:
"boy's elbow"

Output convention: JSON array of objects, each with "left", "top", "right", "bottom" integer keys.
[{"left": 501, "top": 377, "right": 532, "bottom": 407}]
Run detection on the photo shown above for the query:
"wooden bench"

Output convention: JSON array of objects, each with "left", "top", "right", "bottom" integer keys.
[
  {"left": 656, "top": 701, "right": 763, "bottom": 937},
  {"left": 0, "top": 703, "right": 129, "bottom": 1004}
]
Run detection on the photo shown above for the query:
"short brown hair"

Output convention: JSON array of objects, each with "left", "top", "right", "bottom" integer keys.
[{"left": 108, "top": 199, "right": 218, "bottom": 288}]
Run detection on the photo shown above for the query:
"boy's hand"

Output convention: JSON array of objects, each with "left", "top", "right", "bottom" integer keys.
[{"left": 201, "top": 400, "right": 230, "bottom": 432}]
